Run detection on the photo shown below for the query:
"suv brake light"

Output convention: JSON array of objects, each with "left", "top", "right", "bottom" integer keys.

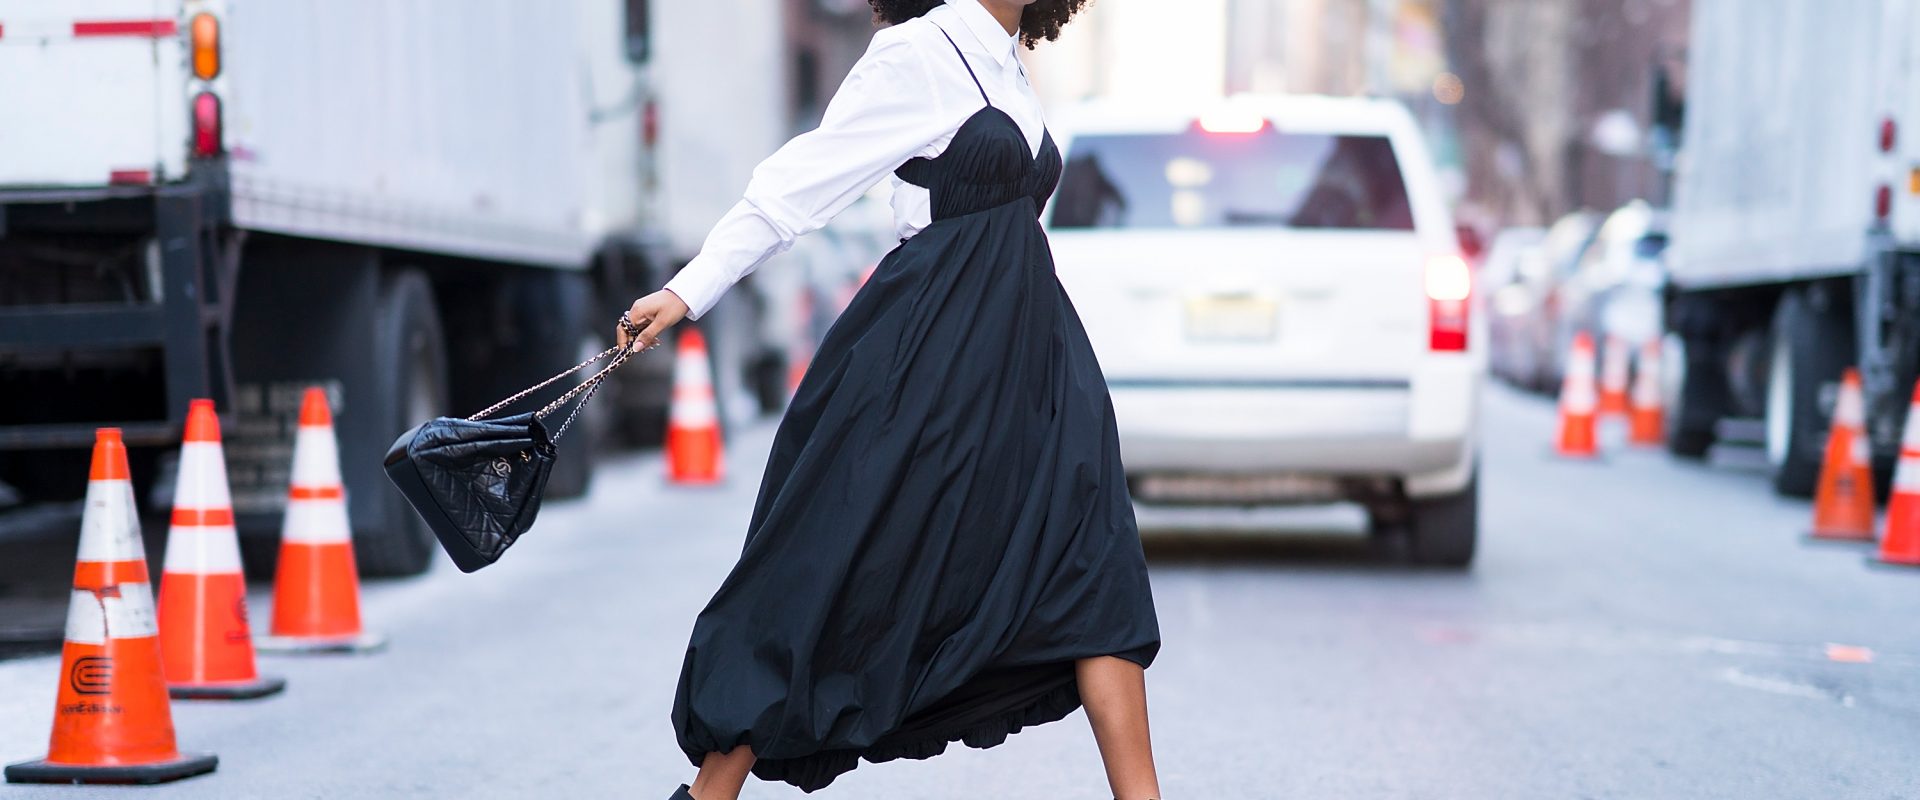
[{"left": 1427, "top": 254, "right": 1471, "bottom": 352}]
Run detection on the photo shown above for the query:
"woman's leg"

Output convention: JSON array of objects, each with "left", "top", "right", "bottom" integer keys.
[
  {"left": 1077, "top": 656, "right": 1161, "bottom": 800},
  {"left": 686, "top": 746, "right": 755, "bottom": 800}
]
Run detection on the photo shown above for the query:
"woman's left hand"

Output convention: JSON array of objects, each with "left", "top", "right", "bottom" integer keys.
[{"left": 620, "top": 290, "right": 691, "bottom": 352}]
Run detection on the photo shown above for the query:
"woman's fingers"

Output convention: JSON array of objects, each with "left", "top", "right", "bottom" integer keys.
[
  {"left": 618, "top": 300, "right": 644, "bottom": 349},
  {"left": 621, "top": 291, "right": 689, "bottom": 353},
  {"left": 638, "top": 316, "right": 670, "bottom": 352}
]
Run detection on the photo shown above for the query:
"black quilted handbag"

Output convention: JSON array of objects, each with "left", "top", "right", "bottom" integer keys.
[{"left": 383, "top": 315, "right": 646, "bottom": 572}]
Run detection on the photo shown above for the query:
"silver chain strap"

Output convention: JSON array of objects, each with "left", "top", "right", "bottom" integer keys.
[{"left": 467, "top": 313, "right": 651, "bottom": 443}]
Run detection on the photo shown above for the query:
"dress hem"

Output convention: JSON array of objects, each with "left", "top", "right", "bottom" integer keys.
[{"left": 735, "top": 678, "right": 1084, "bottom": 793}]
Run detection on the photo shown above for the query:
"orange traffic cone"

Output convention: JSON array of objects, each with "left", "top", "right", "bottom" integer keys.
[
  {"left": 667, "top": 329, "right": 726, "bottom": 484},
  {"left": 5, "top": 429, "right": 218, "bottom": 785},
  {"left": 259, "top": 388, "right": 385, "bottom": 653},
  {"left": 1599, "top": 335, "right": 1631, "bottom": 417},
  {"left": 1811, "top": 370, "right": 1877, "bottom": 542},
  {"left": 1628, "top": 339, "right": 1666, "bottom": 447},
  {"left": 1556, "top": 332, "right": 1600, "bottom": 458},
  {"left": 1873, "top": 380, "right": 1920, "bottom": 566},
  {"left": 157, "top": 400, "right": 285, "bottom": 699}
]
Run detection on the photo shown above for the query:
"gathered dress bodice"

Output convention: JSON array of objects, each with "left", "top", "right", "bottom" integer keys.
[{"left": 893, "top": 29, "right": 1061, "bottom": 222}]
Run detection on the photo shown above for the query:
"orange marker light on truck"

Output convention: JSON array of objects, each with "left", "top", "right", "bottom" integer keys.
[
  {"left": 191, "top": 13, "right": 220, "bottom": 80},
  {"left": 1426, "top": 254, "right": 1471, "bottom": 352}
]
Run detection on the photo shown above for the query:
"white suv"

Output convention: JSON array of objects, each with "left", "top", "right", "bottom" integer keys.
[{"left": 1046, "top": 94, "right": 1483, "bottom": 565}]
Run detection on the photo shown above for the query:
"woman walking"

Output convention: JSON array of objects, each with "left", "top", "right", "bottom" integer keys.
[{"left": 620, "top": 1, "right": 1162, "bottom": 797}]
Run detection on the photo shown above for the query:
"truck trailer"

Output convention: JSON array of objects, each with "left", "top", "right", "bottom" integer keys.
[
  {"left": 1667, "top": 0, "right": 1920, "bottom": 495},
  {"left": 0, "top": 0, "right": 794, "bottom": 575}
]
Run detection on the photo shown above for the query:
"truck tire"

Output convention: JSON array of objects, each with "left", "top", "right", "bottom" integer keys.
[
  {"left": 1766, "top": 289, "right": 1851, "bottom": 497},
  {"left": 1667, "top": 293, "right": 1735, "bottom": 461},
  {"left": 1409, "top": 469, "right": 1478, "bottom": 568},
  {"left": 357, "top": 272, "right": 448, "bottom": 577},
  {"left": 541, "top": 334, "right": 605, "bottom": 500},
  {"left": 752, "top": 350, "right": 788, "bottom": 414}
]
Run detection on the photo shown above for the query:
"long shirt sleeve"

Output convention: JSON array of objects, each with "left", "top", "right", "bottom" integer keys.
[{"left": 664, "top": 28, "right": 955, "bottom": 320}]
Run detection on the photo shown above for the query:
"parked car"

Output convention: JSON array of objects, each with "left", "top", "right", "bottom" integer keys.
[
  {"left": 1045, "top": 94, "right": 1484, "bottom": 566},
  {"left": 1528, "top": 210, "right": 1606, "bottom": 391},
  {"left": 1480, "top": 227, "right": 1547, "bottom": 388},
  {"left": 1552, "top": 201, "right": 1669, "bottom": 375},
  {"left": 1486, "top": 212, "right": 1601, "bottom": 392}
]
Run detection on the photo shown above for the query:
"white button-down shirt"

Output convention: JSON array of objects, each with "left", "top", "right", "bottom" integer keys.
[{"left": 663, "top": 0, "right": 1047, "bottom": 320}]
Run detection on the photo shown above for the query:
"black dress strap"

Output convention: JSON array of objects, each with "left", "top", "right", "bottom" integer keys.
[{"left": 934, "top": 27, "right": 991, "bottom": 105}]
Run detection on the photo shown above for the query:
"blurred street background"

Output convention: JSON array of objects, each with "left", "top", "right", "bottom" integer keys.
[{"left": 3, "top": 0, "right": 1919, "bottom": 797}]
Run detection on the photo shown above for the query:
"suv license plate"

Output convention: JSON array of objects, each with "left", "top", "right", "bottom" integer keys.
[{"left": 1184, "top": 295, "right": 1278, "bottom": 343}]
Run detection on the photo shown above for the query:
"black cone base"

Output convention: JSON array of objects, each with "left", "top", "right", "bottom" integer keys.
[
  {"left": 170, "top": 674, "right": 287, "bottom": 700},
  {"left": 6, "top": 752, "right": 218, "bottom": 785},
  {"left": 256, "top": 632, "right": 387, "bottom": 655}
]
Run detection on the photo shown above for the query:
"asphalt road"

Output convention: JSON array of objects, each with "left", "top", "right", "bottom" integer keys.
[{"left": 2, "top": 385, "right": 1918, "bottom": 799}]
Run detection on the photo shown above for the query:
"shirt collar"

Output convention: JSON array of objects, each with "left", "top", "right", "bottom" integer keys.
[{"left": 944, "top": 0, "right": 1019, "bottom": 67}]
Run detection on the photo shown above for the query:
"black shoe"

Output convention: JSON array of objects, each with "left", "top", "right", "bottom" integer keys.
[{"left": 670, "top": 785, "right": 695, "bottom": 800}]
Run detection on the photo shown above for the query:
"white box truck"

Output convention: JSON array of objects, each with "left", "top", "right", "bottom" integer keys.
[
  {"left": 0, "top": 0, "right": 796, "bottom": 574},
  {"left": 1667, "top": 0, "right": 1920, "bottom": 494}
]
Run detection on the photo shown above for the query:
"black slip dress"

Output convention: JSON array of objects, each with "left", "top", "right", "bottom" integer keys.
[{"left": 670, "top": 27, "right": 1162, "bottom": 793}]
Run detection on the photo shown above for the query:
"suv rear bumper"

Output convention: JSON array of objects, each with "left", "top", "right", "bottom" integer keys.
[{"left": 1108, "top": 360, "right": 1479, "bottom": 497}]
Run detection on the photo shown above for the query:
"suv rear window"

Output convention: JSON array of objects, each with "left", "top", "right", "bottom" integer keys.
[{"left": 1049, "top": 130, "right": 1415, "bottom": 231}]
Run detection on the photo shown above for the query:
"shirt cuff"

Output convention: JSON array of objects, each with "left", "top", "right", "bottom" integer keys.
[
  {"left": 663, "top": 201, "right": 791, "bottom": 321},
  {"left": 663, "top": 260, "right": 725, "bottom": 321}
]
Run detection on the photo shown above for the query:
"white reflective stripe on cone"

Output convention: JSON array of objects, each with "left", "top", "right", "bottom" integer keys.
[
  {"left": 1602, "top": 342, "right": 1630, "bottom": 388},
  {"left": 1631, "top": 367, "right": 1660, "bottom": 404},
  {"left": 676, "top": 360, "right": 715, "bottom": 390},
  {"left": 671, "top": 394, "right": 719, "bottom": 426},
  {"left": 1563, "top": 372, "right": 1598, "bottom": 413},
  {"left": 76, "top": 480, "right": 145, "bottom": 563},
  {"left": 162, "top": 524, "right": 243, "bottom": 573},
  {"left": 1853, "top": 429, "right": 1872, "bottom": 466},
  {"left": 1905, "top": 408, "right": 1920, "bottom": 450},
  {"left": 290, "top": 425, "right": 344, "bottom": 488},
  {"left": 174, "top": 441, "right": 234, "bottom": 509},
  {"left": 1566, "top": 345, "right": 1596, "bottom": 381},
  {"left": 280, "top": 498, "right": 353, "bottom": 544},
  {"left": 64, "top": 582, "right": 159, "bottom": 645},
  {"left": 1836, "top": 383, "right": 1866, "bottom": 428},
  {"left": 1897, "top": 451, "right": 1920, "bottom": 493}
]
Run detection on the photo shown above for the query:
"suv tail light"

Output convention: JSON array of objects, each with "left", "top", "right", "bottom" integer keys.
[{"left": 1427, "top": 254, "right": 1471, "bottom": 352}]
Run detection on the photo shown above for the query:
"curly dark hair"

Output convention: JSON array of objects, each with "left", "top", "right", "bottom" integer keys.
[{"left": 869, "top": 0, "right": 1091, "bottom": 49}]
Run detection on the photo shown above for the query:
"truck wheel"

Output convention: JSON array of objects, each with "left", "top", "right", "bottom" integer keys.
[
  {"left": 541, "top": 334, "right": 605, "bottom": 500},
  {"left": 1668, "top": 328, "right": 1732, "bottom": 460},
  {"left": 1765, "top": 289, "right": 1850, "bottom": 497},
  {"left": 1666, "top": 333, "right": 1713, "bottom": 458},
  {"left": 752, "top": 350, "right": 788, "bottom": 414},
  {"left": 1409, "top": 469, "right": 1478, "bottom": 568},
  {"left": 357, "top": 272, "right": 447, "bottom": 577}
]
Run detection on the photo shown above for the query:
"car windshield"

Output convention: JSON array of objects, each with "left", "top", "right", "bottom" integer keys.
[{"left": 1049, "top": 129, "right": 1415, "bottom": 231}]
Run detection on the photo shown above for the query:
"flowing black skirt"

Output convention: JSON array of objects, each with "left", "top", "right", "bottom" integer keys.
[{"left": 671, "top": 197, "right": 1161, "bottom": 792}]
